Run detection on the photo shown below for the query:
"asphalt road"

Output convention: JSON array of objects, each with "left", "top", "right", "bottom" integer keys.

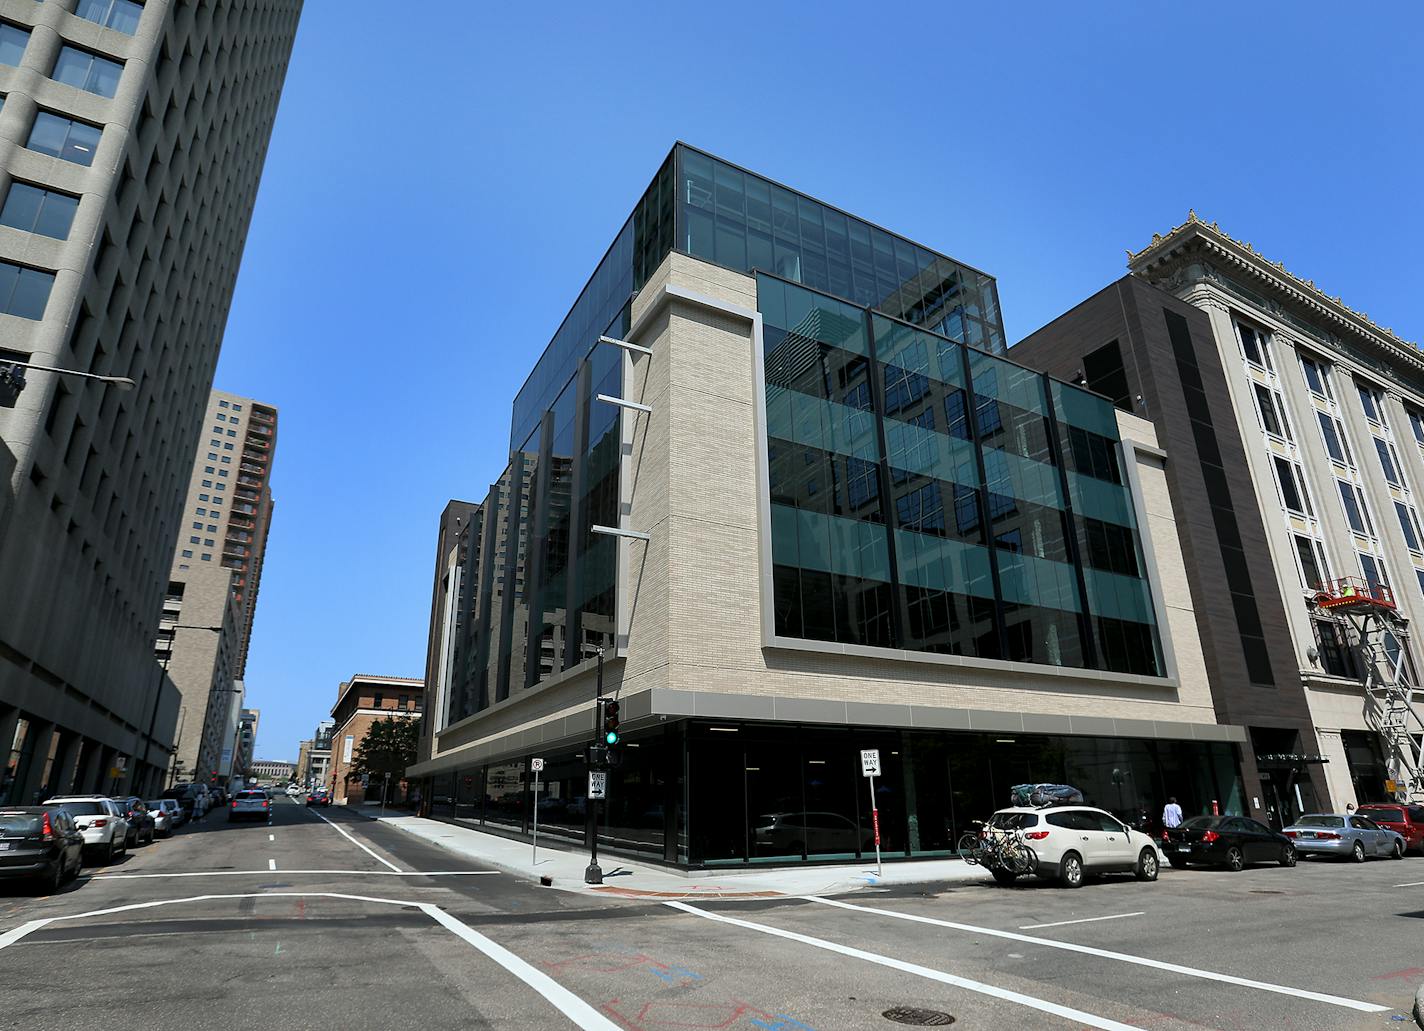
[{"left": 1, "top": 796, "right": 1421, "bottom": 1030}]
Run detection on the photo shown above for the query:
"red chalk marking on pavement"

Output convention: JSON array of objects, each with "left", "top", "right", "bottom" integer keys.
[{"left": 1372, "top": 967, "right": 1424, "bottom": 981}]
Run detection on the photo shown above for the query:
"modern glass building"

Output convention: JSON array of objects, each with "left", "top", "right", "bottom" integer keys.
[{"left": 413, "top": 145, "right": 1244, "bottom": 867}]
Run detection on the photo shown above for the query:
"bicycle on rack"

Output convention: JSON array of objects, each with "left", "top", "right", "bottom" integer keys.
[{"left": 956, "top": 820, "right": 1038, "bottom": 884}]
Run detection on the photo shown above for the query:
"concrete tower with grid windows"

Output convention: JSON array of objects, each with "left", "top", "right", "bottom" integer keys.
[{"left": 0, "top": 0, "right": 301, "bottom": 802}]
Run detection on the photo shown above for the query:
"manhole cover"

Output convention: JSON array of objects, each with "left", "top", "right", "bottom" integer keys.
[{"left": 883, "top": 1007, "right": 956, "bottom": 1026}]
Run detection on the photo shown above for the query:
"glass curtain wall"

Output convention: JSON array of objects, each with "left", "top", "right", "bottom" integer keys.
[
  {"left": 678, "top": 146, "right": 1007, "bottom": 353},
  {"left": 760, "top": 273, "right": 1162, "bottom": 677},
  {"left": 686, "top": 723, "right": 1242, "bottom": 865}
]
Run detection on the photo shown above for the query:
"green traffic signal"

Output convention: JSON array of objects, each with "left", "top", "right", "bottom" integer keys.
[{"left": 605, "top": 731, "right": 619, "bottom": 746}]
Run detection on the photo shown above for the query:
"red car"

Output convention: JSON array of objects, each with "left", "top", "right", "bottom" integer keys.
[
  {"left": 305, "top": 791, "right": 331, "bottom": 807},
  {"left": 1355, "top": 804, "right": 1424, "bottom": 855}
]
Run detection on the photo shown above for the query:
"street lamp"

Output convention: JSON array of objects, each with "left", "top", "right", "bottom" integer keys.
[{"left": 1, "top": 359, "right": 136, "bottom": 406}]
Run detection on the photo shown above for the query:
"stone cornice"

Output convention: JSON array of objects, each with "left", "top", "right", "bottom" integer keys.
[{"left": 1127, "top": 212, "right": 1420, "bottom": 376}]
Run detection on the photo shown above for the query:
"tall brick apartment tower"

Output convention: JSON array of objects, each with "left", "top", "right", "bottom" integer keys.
[
  {"left": 0, "top": 0, "right": 301, "bottom": 800},
  {"left": 171, "top": 387, "right": 276, "bottom": 676}
]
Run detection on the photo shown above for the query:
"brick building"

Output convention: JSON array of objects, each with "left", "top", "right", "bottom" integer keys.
[{"left": 328, "top": 673, "right": 422, "bottom": 805}]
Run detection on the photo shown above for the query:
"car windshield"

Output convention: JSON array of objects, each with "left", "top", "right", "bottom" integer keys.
[
  {"left": 57, "top": 802, "right": 104, "bottom": 816},
  {"left": 1295, "top": 816, "right": 1344, "bottom": 828},
  {"left": 0, "top": 814, "right": 43, "bottom": 835},
  {"left": 1181, "top": 816, "right": 1220, "bottom": 829},
  {"left": 988, "top": 812, "right": 1039, "bottom": 829},
  {"left": 1363, "top": 808, "right": 1405, "bottom": 823}
]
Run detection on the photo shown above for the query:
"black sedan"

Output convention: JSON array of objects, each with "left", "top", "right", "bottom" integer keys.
[
  {"left": 111, "top": 796, "right": 156, "bottom": 847},
  {"left": 1163, "top": 815, "right": 1296, "bottom": 871},
  {"left": 0, "top": 807, "right": 84, "bottom": 893}
]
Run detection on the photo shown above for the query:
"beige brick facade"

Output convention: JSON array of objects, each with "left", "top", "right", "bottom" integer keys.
[{"left": 417, "top": 253, "right": 1231, "bottom": 778}]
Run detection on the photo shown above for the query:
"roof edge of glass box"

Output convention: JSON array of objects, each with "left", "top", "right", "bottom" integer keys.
[{"left": 508, "top": 142, "right": 1006, "bottom": 451}]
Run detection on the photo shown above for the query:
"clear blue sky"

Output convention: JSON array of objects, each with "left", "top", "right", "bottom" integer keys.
[{"left": 213, "top": 3, "right": 1423, "bottom": 760}]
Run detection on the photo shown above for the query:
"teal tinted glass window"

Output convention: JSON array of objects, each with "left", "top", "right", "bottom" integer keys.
[
  {"left": 0, "top": 24, "right": 28, "bottom": 66},
  {"left": 0, "top": 261, "right": 55, "bottom": 319},
  {"left": 0, "top": 183, "right": 79, "bottom": 239},
  {"left": 52, "top": 46, "right": 123, "bottom": 97},
  {"left": 759, "top": 274, "right": 1159, "bottom": 674},
  {"left": 75, "top": 0, "right": 143, "bottom": 34},
  {"left": 26, "top": 112, "right": 102, "bottom": 166}
]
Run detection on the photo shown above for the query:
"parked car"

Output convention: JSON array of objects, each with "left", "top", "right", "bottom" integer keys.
[
  {"left": 155, "top": 798, "right": 186, "bottom": 829},
  {"left": 1164, "top": 815, "right": 1295, "bottom": 871},
  {"left": 228, "top": 789, "right": 272, "bottom": 821},
  {"left": 0, "top": 806, "right": 85, "bottom": 893},
  {"left": 1282, "top": 813, "right": 1405, "bottom": 861},
  {"left": 305, "top": 790, "right": 331, "bottom": 807},
  {"left": 208, "top": 785, "right": 227, "bottom": 807},
  {"left": 44, "top": 796, "right": 129, "bottom": 863},
  {"left": 163, "top": 784, "right": 207, "bottom": 820},
  {"left": 753, "top": 811, "right": 870, "bottom": 857},
  {"left": 145, "top": 797, "right": 175, "bottom": 837},
  {"left": 985, "top": 805, "right": 1160, "bottom": 887},
  {"left": 111, "top": 797, "right": 156, "bottom": 847},
  {"left": 1355, "top": 804, "right": 1424, "bottom": 856}
]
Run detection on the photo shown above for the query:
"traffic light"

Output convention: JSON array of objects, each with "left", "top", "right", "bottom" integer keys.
[{"left": 602, "top": 699, "right": 620, "bottom": 747}]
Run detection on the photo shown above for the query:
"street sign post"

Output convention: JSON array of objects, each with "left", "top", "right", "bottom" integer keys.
[
  {"left": 585, "top": 648, "right": 606, "bottom": 886},
  {"left": 861, "top": 749, "right": 882, "bottom": 877},
  {"left": 531, "top": 758, "right": 544, "bottom": 865}
]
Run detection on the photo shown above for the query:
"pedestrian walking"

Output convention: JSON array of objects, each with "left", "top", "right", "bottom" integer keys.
[{"left": 1162, "top": 796, "right": 1183, "bottom": 829}]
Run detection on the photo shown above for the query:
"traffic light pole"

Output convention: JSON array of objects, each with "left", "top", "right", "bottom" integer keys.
[{"left": 585, "top": 647, "right": 605, "bottom": 885}]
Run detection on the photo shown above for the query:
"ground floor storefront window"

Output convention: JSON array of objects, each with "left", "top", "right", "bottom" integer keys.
[{"left": 421, "top": 720, "right": 1243, "bottom": 868}]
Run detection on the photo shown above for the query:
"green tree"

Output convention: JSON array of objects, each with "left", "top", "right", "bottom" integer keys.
[{"left": 348, "top": 716, "right": 419, "bottom": 800}]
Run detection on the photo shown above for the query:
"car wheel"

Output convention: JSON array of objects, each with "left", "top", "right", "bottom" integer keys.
[
  {"left": 106, "top": 838, "right": 121, "bottom": 864},
  {"left": 1279, "top": 844, "right": 1296, "bottom": 867},
  {"left": 1059, "top": 851, "right": 1083, "bottom": 888},
  {"left": 1167, "top": 856, "right": 1188, "bottom": 869},
  {"left": 1351, "top": 840, "right": 1366, "bottom": 863},
  {"left": 991, "top": 867, "right": 1018, "bottom": 886},
  {"left": 1135, "top": 848, "right": 1159, "bottom": 881},
  {"left": 38, "top": 860, "right": 63, "bottom": 895},
  {"left": 1224, "top": 846, "right": 1244, "bottom": 872},
  {"left": 1391, "top": 839, "right": 1405, "bottom": 860}
]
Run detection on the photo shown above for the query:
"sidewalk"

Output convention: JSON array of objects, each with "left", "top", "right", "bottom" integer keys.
[{"left": 347, "top": 806, "right": 989, "bottom": 898}]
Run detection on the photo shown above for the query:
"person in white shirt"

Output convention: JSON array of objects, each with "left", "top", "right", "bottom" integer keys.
[{"left": 1162, "top": 796, "right": 1184, "bottom": 829}]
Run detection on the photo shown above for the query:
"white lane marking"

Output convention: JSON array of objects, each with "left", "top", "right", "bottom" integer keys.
[
  {"left": 268, "top": 859, "right": 277, "bottom": 871},
  {"left": 806, "top": 896, "right": 1387, "bottom": 1014},
  {"left": 1019, "top": 911, "right": 1145, "bottom": 930},
  {"left": 309, "top": 808, "right": 402, "bottom": 872},
  {"left": 421, "top": 903, "right": 621, "bottom": 1029},
  {"left": 1394, "top": 880, "right": 1424, "bottom": 887},
  {"left": 0, "top": 920, "right": 51, "bottom": 951},
  {"left": 269, "top": 834, "right": 275, "bottom": 842},
  {"left": 0, "top": 893, "right": 619, "bottom": 1030},
  {"left": 90, "top": 870, "right": 498, "bottom": 880},
  {"left": 665, "top": 901, "right": 1141, "bottom": 1031}
]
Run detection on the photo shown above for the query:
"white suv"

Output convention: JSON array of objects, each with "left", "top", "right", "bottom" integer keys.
[
  {"left": 985, "top": 805, "right": 1161, "bottom": 888},
  {"left": 45, "top": 796, "right": 130, "bottom": 863}
]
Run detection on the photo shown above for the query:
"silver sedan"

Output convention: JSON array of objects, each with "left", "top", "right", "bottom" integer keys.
[{"left": 1283, "top": 813, "right": 1405, "bottom": 861}]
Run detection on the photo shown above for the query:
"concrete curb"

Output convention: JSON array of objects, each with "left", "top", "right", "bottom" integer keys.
[{"left": 1413, "top": 981, "right": 1423, "bottom": 1030}]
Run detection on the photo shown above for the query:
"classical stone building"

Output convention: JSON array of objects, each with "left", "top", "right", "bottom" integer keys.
[{"left": 1015, "top": 214, "right": 1424, "bottom": 814}]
